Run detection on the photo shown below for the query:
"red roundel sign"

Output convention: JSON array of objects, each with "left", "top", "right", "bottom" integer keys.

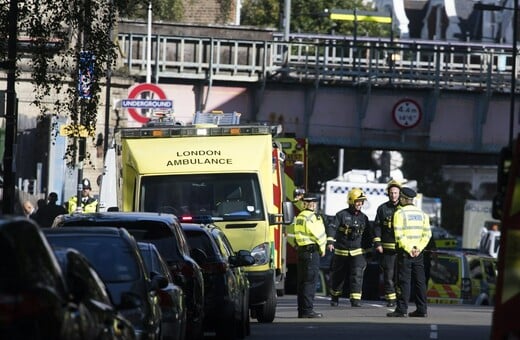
[
  {"left": 123, "top": 83, "right": 172, "bottom": 124},
  {"left": 392, "top": 99, "right": 422, "bottom": 129}
]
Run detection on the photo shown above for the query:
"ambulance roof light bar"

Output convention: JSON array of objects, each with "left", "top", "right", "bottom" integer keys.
[{"left": 193, "top": 111, "right": 241, "bottom": 125}]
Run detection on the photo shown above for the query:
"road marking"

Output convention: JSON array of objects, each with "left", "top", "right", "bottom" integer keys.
[{"left": 430, "top": 324, "right": 438, "bottom": 339}]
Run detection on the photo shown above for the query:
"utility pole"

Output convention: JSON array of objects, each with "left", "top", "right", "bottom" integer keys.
[
  {"left": 104, "top": 0, "right": 114, "bottom": 157},
  {"left": 510, "top": 0, "right": 518, "bottom": 149},
  {"left": 2, "top": 0, "right": 18, "bottom": 214}
]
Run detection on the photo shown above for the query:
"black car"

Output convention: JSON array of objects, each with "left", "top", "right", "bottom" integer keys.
[
  {"left": 44, "top": 227, "right": 165, "bottom": 340},
  {"left": 54, "top": 212, "right": 205, "bottom": 340},
  {"left": 0, "top": 216, "right": 101, "bottom": 339},
  {"left": 52, "top": 247, "right": 137, "bottom": 340},
  {"left": 138, "top": 242, "right": 187, "bottom": 340},
  {"left": 181, "top": 222, "right": 255, "bottom": 339}
]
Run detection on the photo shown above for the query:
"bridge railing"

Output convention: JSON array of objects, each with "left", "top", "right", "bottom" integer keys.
[{"left": 117, "top": 32, "right": 517, "bottom": 92}]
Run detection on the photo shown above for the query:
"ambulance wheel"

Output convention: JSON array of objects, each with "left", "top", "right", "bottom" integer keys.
[{"left": 255, "top": 284, "right": 277, "bottom": 323}]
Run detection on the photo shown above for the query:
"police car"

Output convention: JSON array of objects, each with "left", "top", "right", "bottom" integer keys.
[{"left": 426, "top": 249, "right": 497, "bottom": 305}]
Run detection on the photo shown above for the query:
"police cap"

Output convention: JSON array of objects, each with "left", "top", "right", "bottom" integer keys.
[
  {"left": 400, "top": 187, "right": 416, "bottom": 199},
  {"left": 82, "top": 178, "right": 92, "bottom": 190},
  {"left": 302, "top": 194, "right": 318, "bottom": 202}
]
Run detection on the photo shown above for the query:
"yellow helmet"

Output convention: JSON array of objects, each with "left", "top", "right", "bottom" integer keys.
[
  {"left": 387, "top": 179, "right": 401, "bottom": 191},
  {"left": 348, "top": 188, "right": 367, "bottom": 205}
]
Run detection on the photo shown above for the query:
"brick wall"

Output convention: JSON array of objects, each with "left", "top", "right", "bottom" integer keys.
[{"left": 181, "top": 0, "right": 236, "bottom": 25}]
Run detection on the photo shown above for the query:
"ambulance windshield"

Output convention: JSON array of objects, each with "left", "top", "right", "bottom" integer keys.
[{"left": 139, "top": 173, "right": 265, "bottom": 221}]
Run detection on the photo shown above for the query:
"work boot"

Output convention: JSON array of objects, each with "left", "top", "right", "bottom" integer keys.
[
  {"left": 387, "top": 310, "right": 407, "bottom": 317},
  {"left": 298, "top": 311, "right": 323, "bottom": 318},
  {"left": 330, "top": 296, "right": 339, "bottom": 307},
  {"left": 350, "top": 299, "right": 362, "bottom": 307},
  {"left": 386, "top": 299, "right": 396, "bottom": 307},
  {"left": 408, "top": 310, "right": 427, "bottom": 317}
]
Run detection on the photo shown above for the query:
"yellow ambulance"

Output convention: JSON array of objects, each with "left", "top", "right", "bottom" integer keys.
[{"left": 426, "top": 249, "right": 497, "bottom": 305}]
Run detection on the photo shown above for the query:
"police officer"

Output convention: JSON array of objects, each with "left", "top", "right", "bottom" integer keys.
[
  {"left": 387, "top": 187, "right": 432, "bottom": 318},
  {"left": 68, "top": 178, "right": 99, "bottom": 213},
  {"left": 374, "top": 179, "right": 401, "bottom": 307},
  {"left": 290, "top": 194, "right": 327, "bottom": 318},
  {"left": 328, "top": 188, "right": 371, "bottom": 307}
]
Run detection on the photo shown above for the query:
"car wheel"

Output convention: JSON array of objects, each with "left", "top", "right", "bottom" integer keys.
[
  {"left": 245, "top": 301, "right": 251, "bottom": 336},
  {"left": 255, "top": 282, "right": 277, "bottom": 323},
  {"left": 237, "top": 297, "right": 248, "bottom": 339}
]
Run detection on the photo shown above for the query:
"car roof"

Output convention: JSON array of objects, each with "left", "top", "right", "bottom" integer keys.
[
  {"left": 56, "top": 211, "right": 179, "bottom": 225},
  {"left": 431, "top": 248, "right": 496, "bottom": 260},
  {"left": 44, "top": 226, "right": 131, "bottom": 237}
]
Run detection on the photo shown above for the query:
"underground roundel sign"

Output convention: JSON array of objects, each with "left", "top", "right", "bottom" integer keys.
[
  {"left": 392, "top": 99, "right": 422, "bottom": 129},
  {"left": 122, "top": 83, "right": 173, "bottom": 124}
]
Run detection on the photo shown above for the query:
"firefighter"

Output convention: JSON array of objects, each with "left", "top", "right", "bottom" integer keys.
[
  {"left": 67, "top": 178, "right": 99, "bottom": 213},
  {"left": 291, "top": 194, "right": 327, "bottom": 318},
  {"left": 328, "top": 188, "right": 371, "bottom": 307},
  {"left": 374, "top": 179, "right": 401, "bottom": 307},
  {"left": 387, "top": 187, "right": 432, "bottom": 317}
]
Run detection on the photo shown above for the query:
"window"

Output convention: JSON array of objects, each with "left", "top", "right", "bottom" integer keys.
[
  {"left": 140, "top": 173, "right": 265, "bottom": 221},
  {"left": 48, "top": 236, "right": 139, "bottom": 283},
  {"left": 430, "top": 256, "right": 460, "bottom": 285}
]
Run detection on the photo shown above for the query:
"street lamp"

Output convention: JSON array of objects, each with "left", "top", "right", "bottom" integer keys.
[{"left": 474, "top": 1, "right": 518, "bottom": 148}]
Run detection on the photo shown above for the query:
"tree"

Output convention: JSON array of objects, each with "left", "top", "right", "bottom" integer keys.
[
  {"left": 0, "top": 0, "right": 127, "bottom": 168},
  {"left": 120, "top": 0, "right": 184, "bottom": 22},
  {"left": 241, "top": 0, "right": 390, "bottom": 37}
]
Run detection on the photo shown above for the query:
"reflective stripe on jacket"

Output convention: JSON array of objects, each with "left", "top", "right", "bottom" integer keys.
[
  {"left": 393, "top": 204, "right": 431, "bottom": 254},
  {"left": 374, "top": 201, "right": 399, "bottom": 250},
  {"left": 293, "top": 210, "right": 327, "bottom": 255},
  {"left": 68, "top": 196, "right": 98, "bottom": 214}
]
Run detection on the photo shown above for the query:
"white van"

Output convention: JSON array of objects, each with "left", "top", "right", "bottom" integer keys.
[{"left": 479, "top": 230, "right": 501, "bottom": 258}]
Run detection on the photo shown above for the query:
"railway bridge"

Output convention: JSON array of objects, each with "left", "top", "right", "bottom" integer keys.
[{"left": 115, "top": 24, "right": 518, "bottom": 155}]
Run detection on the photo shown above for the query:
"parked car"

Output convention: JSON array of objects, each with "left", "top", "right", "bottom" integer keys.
[
  {"left": 44, "top": 226, "right": 165, "bottom": 339},
  {"left": 52, "top": 247, "right": 137, "bottom": 340},
  {"left": 0, "top": 216, "right": 101, "bottom": 339},
  {"left": 138, "top": 242, "right": 187, "bottom": 340},
  {"left": 53, "top": 212, "right": 205, "bottom": 340},
  {"left": 181, "top": 221, "right": 255, "bottom": 339},
  {"left": 426, "top": 248, "right": 498, "bottom": 305}
]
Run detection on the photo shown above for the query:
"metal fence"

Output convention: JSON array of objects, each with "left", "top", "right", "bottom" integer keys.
[{"left": 117, "top": 32, "right": 517, "bottom": 93}]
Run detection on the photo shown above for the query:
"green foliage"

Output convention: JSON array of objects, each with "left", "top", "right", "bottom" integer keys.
[
  {"left": 241, "top": 0, "right": 280, "bottom": 29},
  {"left": 0, "top": 0, "right": 123, "bottom": 168},
  {"left": 217, "top": 0, "right": 233, "bottom": 23},
  {"left": 241, "top": 0, "right": 391, "bottom": 37},
  {"left": 120, "top": 0, "right": 184, "bottom": 21}
]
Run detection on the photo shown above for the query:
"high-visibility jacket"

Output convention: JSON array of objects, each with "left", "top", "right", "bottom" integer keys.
[
  {"left": 392, "top": 203, "right": 431, "bottom": 254},
  {"left": 68, "top": 196, "right": 98, "bottom": 214},
  {"left": 374, "top": 201, "right": 400, "bottom": 250},
  {"left": 292, "top": 209, "right": 327, "bottom": 255}
]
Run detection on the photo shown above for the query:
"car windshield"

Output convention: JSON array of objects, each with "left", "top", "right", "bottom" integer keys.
[
  {"left": 46, "top": 235, "right": 139, "bottom": 283},
  {"left": 139, "top": 173, "right": 265, "bottom": 221}
]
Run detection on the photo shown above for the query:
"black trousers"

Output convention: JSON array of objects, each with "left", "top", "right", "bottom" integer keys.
[
  {"left": 329, "top": 253, "right": 366, "bottom": 301},
  {"left": 395, "top": 251, "right": 427, "bottom": 314},
  {"left": 296, "top": 246, "right": 320, "bottom": 314},
  {"left": 380, "top": 251, "right": 397, "bottom": 301}
]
